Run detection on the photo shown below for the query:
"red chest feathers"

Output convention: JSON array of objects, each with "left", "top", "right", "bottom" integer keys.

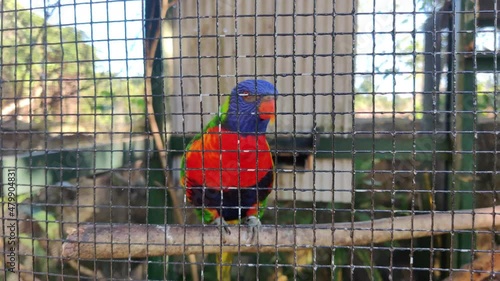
[{"left": 185, "top": 127, "right": 273, "bottom": 189}]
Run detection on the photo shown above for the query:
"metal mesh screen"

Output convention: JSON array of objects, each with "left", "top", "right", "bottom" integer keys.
[{"left": 1, "top": 0, "right": 499, "bottom": 280}]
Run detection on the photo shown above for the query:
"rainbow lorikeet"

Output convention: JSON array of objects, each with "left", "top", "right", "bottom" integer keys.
[{"left": 180, "top": 79, "right": 277, "bottom": 280}]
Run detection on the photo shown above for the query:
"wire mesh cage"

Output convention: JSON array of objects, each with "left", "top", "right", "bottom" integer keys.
[{"left": 1, "top": 0, "right": 500, "bottom": 280}]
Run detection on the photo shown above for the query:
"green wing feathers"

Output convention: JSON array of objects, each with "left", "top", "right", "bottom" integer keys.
[{"left": 180, "top": 97, "right": 229, "bottom": 182}]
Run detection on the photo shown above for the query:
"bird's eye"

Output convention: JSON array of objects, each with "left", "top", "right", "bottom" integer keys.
[{"left": 240, "top": 92, "right": 259, "bottom": 103}]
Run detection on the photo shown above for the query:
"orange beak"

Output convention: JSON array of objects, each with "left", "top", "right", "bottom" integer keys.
[{"left": 258, "top": 98, "right": 275, "bottom": 120}]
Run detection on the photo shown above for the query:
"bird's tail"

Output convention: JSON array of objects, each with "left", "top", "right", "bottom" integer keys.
[{"left": 216, "top": 252, "right": 233, "bottom": 281}]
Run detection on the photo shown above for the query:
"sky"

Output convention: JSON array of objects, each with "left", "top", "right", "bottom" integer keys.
[
  {"left": 356, "top": 0, "right": 429, "bottom": 94},
  {"left": 16, "top": 0, "right": 499, "bottom": 90},
  {"left": 356, "top": 0, "right": 498, "bottom": 98},
  {"left": 19, "top": 0, "right": 427, "bottom": 85},
  {"left": 19, "top": 0, "right": 145, "bottom": 76}
]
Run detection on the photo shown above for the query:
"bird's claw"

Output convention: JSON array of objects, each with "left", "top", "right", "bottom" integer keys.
[
  {"left": 212, "top": 216, "right": 231, "bottom": 236},
  {"left": 244, "top": 216, "right": 261, "bottom": 243}
]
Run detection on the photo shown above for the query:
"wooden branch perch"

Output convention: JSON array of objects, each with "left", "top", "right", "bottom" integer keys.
[{"left": 62, "top": 206, "right": 500, "bottom": 260}]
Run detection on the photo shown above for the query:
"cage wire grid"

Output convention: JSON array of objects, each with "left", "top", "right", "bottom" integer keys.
[{"left": 0, "top": 0, "right": 499, "bottom": 280}]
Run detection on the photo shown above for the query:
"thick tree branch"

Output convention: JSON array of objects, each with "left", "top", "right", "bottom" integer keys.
[{"left": 62, "top": 206, "right": 500, "bottom": 260}]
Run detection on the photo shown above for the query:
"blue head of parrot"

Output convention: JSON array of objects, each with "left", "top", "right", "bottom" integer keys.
[{"left": 223, "top": 79, "right": 277, "bottom": 134}]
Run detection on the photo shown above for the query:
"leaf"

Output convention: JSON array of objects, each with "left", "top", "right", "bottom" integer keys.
[
  {"left": 100, "top": 90, "right": 112, "bottom": 97},
  {"left": 18, "top": 205, "right": 60, "bottom": 240},
  {"left": 355, "top": 249, "right": 384, "bottom": 281}
]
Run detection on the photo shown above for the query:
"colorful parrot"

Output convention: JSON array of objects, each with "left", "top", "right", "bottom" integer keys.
[{"left": 180, "top": 79, "right": 277, "bottom": 281}]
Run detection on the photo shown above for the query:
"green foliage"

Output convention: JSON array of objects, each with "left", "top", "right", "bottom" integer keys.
[
  {"left": 0, "top": 199, "right": 62, "bottom": 281},
  {"left": 1, "top": 0, "right": 94, "bottom": 97},
  {"left": 1, "top": 0, "right": 145, "bottom": 133}
]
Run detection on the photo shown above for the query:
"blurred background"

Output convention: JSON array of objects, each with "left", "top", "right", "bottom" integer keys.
[{"left": 1, "top": 0, "right": 499, "bottom": 280}]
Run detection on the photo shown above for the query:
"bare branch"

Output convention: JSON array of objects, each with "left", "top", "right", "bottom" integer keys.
[
  {"left": 143, "top": 0, "right": 182, "bottom": 224},
  {"left": 62, "top": 206, "right": 500, "bottom": 260},
  {"left": 142, "top": 1, "right": 199, "bottom": 280}
]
